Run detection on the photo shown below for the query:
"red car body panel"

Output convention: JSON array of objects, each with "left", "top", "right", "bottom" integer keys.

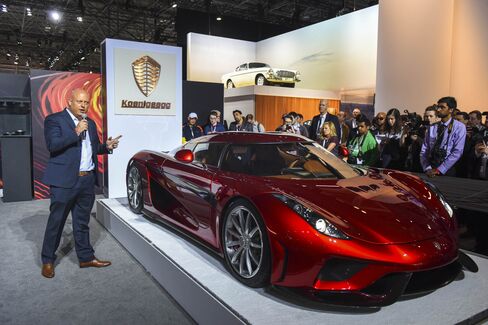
[{"left": 127, "top": 132, "right": 460, "bottom": 306}]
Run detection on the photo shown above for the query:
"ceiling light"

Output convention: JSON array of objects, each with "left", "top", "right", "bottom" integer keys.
[
  {"left": 26, "top": 7, "right": 32, "bottom": 16},
  {"left": 77, "top": 16, "right": 83, "bottom": 22},
  {"left": 14, "top": 61, "right": 18, "bottom": 65},
  {"left": 216, "top": 16, "right": 222, "bottom": 21},
  {"left": 172, "top": 3, "right": 177, "bottom": 8},
  {"left": 51, "top": 11, "right": 61, "bottom": 21},
  {"left": 6, "top": 52, "right": 11, "bottom": 57},
  {"left": 17, "top": 39, "right": 22, "bottom": 45},
  {"left": 1, "top": 4, "right": 7, "bottom": 13},
  {"left": 80, "top": 56, "right": 86, "bottom": 61}
]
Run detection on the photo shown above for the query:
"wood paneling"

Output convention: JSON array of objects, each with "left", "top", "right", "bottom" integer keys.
[{"left": 255, "top": 95, "right": 340, "bottom": 131}]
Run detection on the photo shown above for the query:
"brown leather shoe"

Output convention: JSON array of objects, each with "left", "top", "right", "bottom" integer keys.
[
  {"left": 41, "top": 263, "right": 55, "bottom": 278},
  {"left": 79, "top": 257, "right": 111, "bottom": 268}
]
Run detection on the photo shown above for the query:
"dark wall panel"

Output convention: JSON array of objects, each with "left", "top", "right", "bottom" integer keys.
[{"left": 183, "top": 81, "right": 223, "bottom": 126}]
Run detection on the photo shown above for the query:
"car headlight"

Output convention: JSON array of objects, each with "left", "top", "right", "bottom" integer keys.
[
  {"left": 425, "top": 181, "right": 453, "bottom": 218},
  {"left": 272, "top": 194, "right": 349, "bottom": 239},
  {"left": 295, "top": 71, "right": 301, "bottom": 81}
]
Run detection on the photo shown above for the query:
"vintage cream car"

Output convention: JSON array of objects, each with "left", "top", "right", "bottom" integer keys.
[{"left": 222, "top": 62, "right": 301, "bottom": 88}]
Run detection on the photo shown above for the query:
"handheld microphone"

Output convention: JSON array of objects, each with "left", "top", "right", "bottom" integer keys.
[{"left": 81, "top": 113, "right": 87, "bottom": 140}]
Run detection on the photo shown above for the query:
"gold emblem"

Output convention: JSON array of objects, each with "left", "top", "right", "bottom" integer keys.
[{"left": 131, "top": 55, "right": 161, "bottom": 97}]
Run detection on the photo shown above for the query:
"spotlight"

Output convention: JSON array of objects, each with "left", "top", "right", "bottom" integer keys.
[
  {"left": 26, "top": 7, "right": 32, "bottom": 16},
  {"left": 1, "top": 4, "right": 7, "bottom": 13},
  {"left": 6, "top": 51, "right": 11, "bottom": 57},
  {"left": 14, "top": 61, "right": 19, "bottom": 65},
  {"left": 171, "top": 3, "right": 177, "bottom": 8},
  {"left": 51, "top": 11, "right": 61, "bottom": 21},
  {"left": 77, "top": 16, "right": 83, "bottom": 22},
  {"left": 216, "top": 16, "right": 222, "bottom": 21},
  {"left": 80, "top": 56, "right": 86, "bottom": 61},
  {"left": 17, "top": 39, "right": 22, "bottom": 45}
]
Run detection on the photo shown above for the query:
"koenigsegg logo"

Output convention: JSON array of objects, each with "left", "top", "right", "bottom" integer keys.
[{"left": 132, "top": 55, "right": 161, "bottom": 97}]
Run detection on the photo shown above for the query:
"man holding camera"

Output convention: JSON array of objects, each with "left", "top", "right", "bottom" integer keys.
[{"left": 420, "top": 97, "right": 466, "bottom": 177}]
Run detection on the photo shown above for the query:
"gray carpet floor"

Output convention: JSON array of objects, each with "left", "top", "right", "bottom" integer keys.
[{"left": 0, "top": 197, "right": 194, "bottom": 325}]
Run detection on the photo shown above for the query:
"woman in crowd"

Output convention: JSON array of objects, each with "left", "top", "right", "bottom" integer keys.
[
  {"left": 318, "top": 121, "right": 339, "bottom": 156},
  {"left": 380, "top": 108, "right": 403, "bottom": 168},
  {"left": 246, "top": 114, "right": 265, "bottom": 133},
  {"left": 371, "top": 112, "right": 388, "bottom": 147}
]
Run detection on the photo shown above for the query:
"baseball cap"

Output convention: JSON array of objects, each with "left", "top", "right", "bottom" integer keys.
[{"left": 188, "top": 112, "right": 198, "bottom": 119}]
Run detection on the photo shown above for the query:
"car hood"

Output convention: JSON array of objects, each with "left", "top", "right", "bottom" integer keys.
[{"left": 262, "top": 171, "right": 448, "bottom": 245}]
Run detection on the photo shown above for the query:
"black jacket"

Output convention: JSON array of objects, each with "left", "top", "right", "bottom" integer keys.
[{"left": 309, "top": 113, "right": 341, "bottom": 141}]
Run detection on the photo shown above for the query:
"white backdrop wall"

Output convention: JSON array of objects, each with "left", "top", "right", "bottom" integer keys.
[
  {"left": 187, "top": 33, "right": 256, "bottom": 83},
  {"left": 256, "top": 6, "right": 378, "bottom": 92},
  {"left": 187, "top": 6, "right": 378, "bottom": 93},
  {"left": 103, "top": 39, "right": 182, "bottom": 198}
]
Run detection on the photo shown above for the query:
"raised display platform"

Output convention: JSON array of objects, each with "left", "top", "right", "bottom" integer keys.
[{"left": 96, "top": 198, "right": 488, "bottom": 325}]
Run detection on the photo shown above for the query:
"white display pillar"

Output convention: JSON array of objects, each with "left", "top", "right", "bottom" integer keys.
[
  {"left": 102, "top": 39, "right": 182, "bottom": 198},
  {"left": 375, "top": 0, "right": 454, "bottom": 114}
]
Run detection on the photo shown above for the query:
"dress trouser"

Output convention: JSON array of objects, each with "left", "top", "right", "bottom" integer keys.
[{"left": 41, "top": 173, "right": 96, "bottom": 264}]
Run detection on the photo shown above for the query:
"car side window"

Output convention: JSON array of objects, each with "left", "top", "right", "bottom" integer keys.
[
  {"left": 193, "top": 142, "right": 226, "bottom": 167},
  {"left": 239, "top": 63, "right": 247, "bottom": 71}
]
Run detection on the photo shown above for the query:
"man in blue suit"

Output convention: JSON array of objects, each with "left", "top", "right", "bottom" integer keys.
[{"left": 41, "top": 88, "right": 121, "bottom": 278}]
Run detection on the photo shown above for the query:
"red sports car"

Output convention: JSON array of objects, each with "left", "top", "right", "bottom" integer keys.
[{"left": 126, "top": 132, "right": 470, "bottom": 306}]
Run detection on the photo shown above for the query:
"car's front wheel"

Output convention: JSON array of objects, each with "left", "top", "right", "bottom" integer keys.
[
  {"left": 222, "top": 199, "right": 271, "bottom": 288},
  {"left": 255, "top": 75, "right": 266, "bottom": 86},
  {"left": 127, "top": 164, "right": 143, "bottom": 214}
]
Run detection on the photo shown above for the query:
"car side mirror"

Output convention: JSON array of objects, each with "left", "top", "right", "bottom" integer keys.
[{"left": 175, "top": 149, "right": 194, "bottom": 163}]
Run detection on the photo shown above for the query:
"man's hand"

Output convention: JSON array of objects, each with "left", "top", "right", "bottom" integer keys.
[
  {"left": 426, "top": 168, "right": 439, "bottom": 178},
  {"left": 106, "top": 135, "right": 122, "bottom": 150},
  {"left": 75, "top": 120, "right": 88, "bottom": 136},
  {"left": 475, "top": 142, "right": 488, "bottom": 155}
]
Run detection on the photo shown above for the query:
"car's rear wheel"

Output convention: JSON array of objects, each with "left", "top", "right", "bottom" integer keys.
[
  {"left": 227, "top": 80, "right": 235, "bottom": 88},
  {"left": 222, "top": 199, "right": 271, "bottom": 288},
  {"left": 255, "top": 75, "right": 266, "bottom": 86},
  {"left": 127, "top": 165, "right": 143, "bottom": 214}
]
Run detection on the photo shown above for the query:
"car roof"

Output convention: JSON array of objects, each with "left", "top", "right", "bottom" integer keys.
[{"left": 189, "top": 132, "right": 308, "bottom": 144}]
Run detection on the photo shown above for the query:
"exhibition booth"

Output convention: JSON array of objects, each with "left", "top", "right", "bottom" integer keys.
[{"left": 1, "top": 1, "right": 488, "bottom": 324}]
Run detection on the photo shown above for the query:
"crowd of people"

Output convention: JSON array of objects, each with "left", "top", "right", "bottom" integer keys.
[{"left": 182, "top": 96, "right": 488, "bottom": 180}]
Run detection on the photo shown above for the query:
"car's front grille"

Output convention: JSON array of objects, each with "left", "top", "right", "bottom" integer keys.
[{"left": 276, "top": 70, "right": 295, "bottom": 78}]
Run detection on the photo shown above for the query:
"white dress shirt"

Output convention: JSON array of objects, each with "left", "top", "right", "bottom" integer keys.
[{"left": 66, "top": 109, "right": 94, "bottom": 172}]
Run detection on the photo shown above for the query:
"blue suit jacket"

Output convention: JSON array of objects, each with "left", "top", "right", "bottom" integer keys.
[{"left": 43, "top": 109, "right": 109, "bottom": 188}]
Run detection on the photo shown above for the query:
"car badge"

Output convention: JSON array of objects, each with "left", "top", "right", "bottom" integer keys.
[
  {"left": 132, "top": 55, "right": 161, "bottom": 97},
  {"left": 433, "top": 241, "right": 441, "bottom": 250}
]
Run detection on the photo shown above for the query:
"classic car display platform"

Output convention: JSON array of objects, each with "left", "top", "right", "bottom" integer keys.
[{"left": 96, "top": 198, "right": 488, "bottom": 325}]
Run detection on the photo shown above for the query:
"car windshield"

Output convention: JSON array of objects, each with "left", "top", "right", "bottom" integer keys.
[
  {"left": 248, "top": 62, "right": 270, "bottom": 69},
  {"left": 221, "top": 142, "right": 360, "bottom": 179}
]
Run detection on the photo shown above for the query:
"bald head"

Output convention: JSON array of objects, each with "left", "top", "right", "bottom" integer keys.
[{"left": 68, "top": 88, "right": 90, "bottom": 119}]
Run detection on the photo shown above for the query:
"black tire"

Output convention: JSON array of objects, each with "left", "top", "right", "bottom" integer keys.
[
  {"left": 283, "top": 83, "right": 295, "bottom": 88},
  {"left": 221, "top": 199, "right": 271, "bottom": 288},
  {"left": 226, "top": 80, "right": 234, "bottom": 89},
  {"left": 255, "top": 74, "right": 267, "bottom": 86},
  {"left": 127, "top": 164, "right": 143, "bottom": 214}
]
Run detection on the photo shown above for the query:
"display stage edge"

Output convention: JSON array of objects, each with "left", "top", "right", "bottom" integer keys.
[{"left": 96, "top": 198, "right": 488, "bottom": 325}]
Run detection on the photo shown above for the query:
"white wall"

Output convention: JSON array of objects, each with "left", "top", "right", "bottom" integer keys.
[
  {"left": 103, "top": 39, "right": 182, "bottom": 198},
  {"left": 187, "top": 33, "right": 256, "bottom": 83},
  {"left": 256, "top": 6, "right": 378, "bottom": 92},
  {"left": 186, "top": 6, "right": 378, "bottom": 93},
  {"left": 450, "top": 0, "right": 488, "bottom": 111}
]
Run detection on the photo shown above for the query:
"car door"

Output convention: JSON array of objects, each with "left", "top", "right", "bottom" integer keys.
[{"left": 162, "top": 142, "right": 226, "bottom": 241}]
